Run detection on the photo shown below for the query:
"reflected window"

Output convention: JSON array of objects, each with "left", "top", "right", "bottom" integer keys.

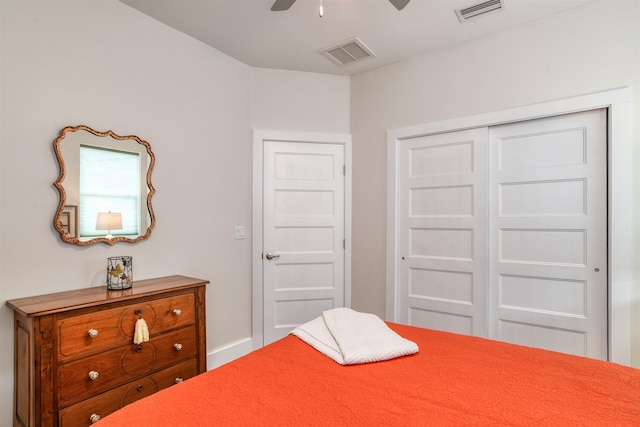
[{"left": 79, "top": 146, "right": 141, "bottom": 237}]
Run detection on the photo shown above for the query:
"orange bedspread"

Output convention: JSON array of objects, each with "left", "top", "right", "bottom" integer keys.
[{"left": 100, "top": 324, "right": 640, "bottom": 426}]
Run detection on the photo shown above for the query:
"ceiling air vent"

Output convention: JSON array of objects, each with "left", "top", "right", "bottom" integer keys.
[
  {"left": 319, "top": 37, "right": 375, "bottom": 66},
  {"left": 455, "top": 0, "right": 504, "bottom": 22}
]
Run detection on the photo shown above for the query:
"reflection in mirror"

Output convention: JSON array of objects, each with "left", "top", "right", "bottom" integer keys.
[{"left": 54, "top": 125, "right": 155, "bottom": 245}]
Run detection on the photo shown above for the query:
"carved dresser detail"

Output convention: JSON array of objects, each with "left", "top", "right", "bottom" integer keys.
[{"left": 7, "top": 275, "right": 208, "bottom": 426}]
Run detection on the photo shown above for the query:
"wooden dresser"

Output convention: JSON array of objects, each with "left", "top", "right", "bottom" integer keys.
[{"left": 6, "top": 275, "right": 209, "bottom": 427}]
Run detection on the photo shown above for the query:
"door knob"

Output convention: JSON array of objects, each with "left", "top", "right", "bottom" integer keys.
[{"left": 265, "top": 253, "right": 280, "bottom": 260}]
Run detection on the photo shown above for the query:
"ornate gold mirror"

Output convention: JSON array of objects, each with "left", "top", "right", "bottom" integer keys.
[{"left": 53, "top": 125, "right": 156, "bottom": 245}]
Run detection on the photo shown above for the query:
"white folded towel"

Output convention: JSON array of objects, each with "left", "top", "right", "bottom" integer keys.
[{"left": 291, "top": 307, "right": 418, "bottom": 365}]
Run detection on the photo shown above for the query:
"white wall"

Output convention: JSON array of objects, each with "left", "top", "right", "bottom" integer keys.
[
  {"left": 0, "top": 2, "right": 350, "bottom": 426},
  {"left": 350, "top": 0, "right": 640, "bottom": 366},
  {"left": 0, "top": 3, "right": 251, "bottom": 425},
  {"left": 251, "top": 67, "right": 350, "bottom": 133}
]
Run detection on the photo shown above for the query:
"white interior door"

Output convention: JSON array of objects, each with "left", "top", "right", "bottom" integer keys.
[
  {"left": 489, "top": 109, "right": 608, "bottom": 359},
  {"left": 394, "top": 109, "right": 608, "bottom": 360},
  {"left": 262, "top": 140, "right": 346, "bottom": 345},
  {"left": 397, "top": 128, "right": 489, "bottom": 336}
]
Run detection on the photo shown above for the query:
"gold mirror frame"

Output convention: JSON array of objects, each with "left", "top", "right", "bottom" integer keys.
[{"left": 53, "top": 125, "right": 156, "bottom": 245}]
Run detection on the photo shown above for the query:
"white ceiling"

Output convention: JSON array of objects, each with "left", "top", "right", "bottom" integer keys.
[{"left": 119, "top": 0, "right": 595, "bottom": 76}]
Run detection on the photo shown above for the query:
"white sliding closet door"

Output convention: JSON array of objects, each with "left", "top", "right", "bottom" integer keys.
[
  {"left": 397, "top": 128, "right": 489, "bottom": 336},
  {"left": 488, "top": 110, "right": 607, "bottom": 359},
  {"left": 395, "top": 109, "right": 608, "bottom": 360}
]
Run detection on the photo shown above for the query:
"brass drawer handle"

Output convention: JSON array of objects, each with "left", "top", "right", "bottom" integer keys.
[
  {"left": 175, "top": 377, "right": 184, "bottom": 384},
  {"left": 174, "top": 343, "right": 183, "bottom": 351},
  {"left": 90, "top": 414, "right": 101, "bottom": 424},
  {"left": 87, "top": 329, "right": 99, "bottom": 338},
  {"left": 88, "top": 371, "right": 99, "bottom": 381},
  {"left": 173, "top": 308, "right": 182, "bottom": 316}
]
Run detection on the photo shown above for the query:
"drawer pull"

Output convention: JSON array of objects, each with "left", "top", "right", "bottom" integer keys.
[
  {"left": 174, "top": 343, "right": 183, "bottom": 351},
  {"left": 136, "top": 345, "right": 143, "bottom": 353},
  {"left": 87, "top": 329, "right": 99, "bottom": 338},
  {"left": 88, "top": 370, "right": 99, "bottom": 381},
  {"left": 173, "top": 308, "right": 182, "bottom": 316},
  {"left": 90, "top": 414, "right": 101, "bottom": 424},
  {"left": 137, "top": 384, "right": 144, "bottom": 392},
  {"left": 175, "top": 377, "right": 184, "bottom": 384}
]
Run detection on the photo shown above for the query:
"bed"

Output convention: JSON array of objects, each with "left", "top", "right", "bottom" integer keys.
[{"left": 99, "top": 310, "right": 640, "bottom": 426}]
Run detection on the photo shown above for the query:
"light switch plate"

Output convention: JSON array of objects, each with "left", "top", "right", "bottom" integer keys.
[{"left": 234, "top": 226, "right": 246, "bottom": 240}]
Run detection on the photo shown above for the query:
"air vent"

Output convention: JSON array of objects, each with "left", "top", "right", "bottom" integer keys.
[
  {"left": 455, "top": 0, "right": 504, "bottom": 22},
  {"left": 319, "top": 37, "right": 375, "bottom": 66}
]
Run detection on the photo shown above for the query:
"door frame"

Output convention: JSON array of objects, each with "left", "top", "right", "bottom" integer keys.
[
  {"left": 252, "top": 130, "right": 352, "bottom": 350},
  {"left": 386, "top": 87, "right": 632, "bottom": 365}
]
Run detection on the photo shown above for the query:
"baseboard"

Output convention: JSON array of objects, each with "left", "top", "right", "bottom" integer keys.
[{"left": 206, "top": 337, "right": 253, "bottom": 370}]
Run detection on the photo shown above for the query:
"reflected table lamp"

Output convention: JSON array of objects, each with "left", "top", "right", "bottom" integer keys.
[{"left": 96, "top": 211, "right": 122, "bottom": 239}]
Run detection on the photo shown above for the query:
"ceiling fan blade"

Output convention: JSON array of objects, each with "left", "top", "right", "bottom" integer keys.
[
  {"left": 388, "top": 0, "right": 410, "bottom": 10},
  {"left": 271, "top": 0, "right": 296, "bottom": 11}
]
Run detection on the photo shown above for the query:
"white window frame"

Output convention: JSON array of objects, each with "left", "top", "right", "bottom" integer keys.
[{"left": 79, "top": 145, "right": 142, "bottom": 237}]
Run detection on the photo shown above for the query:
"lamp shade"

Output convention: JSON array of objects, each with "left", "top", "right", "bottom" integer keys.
[{"left": 96, "top": 212, "right": 123, "bottom": 231}]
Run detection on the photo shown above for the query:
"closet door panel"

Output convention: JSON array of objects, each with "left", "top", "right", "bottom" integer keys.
[
  {"left": 488, "top": 110, "right": 607, "bottom": 360},
  {"left": 397, "top": 128, "right": 488, "bottom": 336}
]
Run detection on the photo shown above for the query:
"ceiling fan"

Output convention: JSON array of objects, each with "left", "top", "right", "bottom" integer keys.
[{"left": 271, "top": 0, "right": 410, "bottom": 12}]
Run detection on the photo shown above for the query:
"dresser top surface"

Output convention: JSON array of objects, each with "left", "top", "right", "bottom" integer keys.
[{"left": 6, "top": 275, "right": 209, "bottom": 317}]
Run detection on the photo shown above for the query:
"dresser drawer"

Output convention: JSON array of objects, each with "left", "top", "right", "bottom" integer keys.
[
  {"left": 58, "top": 293, "right": 195, "bottom": 360},
  {"left": 58, "top": 358, "right": 198, "bottom": 426},
  {"left": 58, "top": 326, "right": 197, "bottom": 405}
]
